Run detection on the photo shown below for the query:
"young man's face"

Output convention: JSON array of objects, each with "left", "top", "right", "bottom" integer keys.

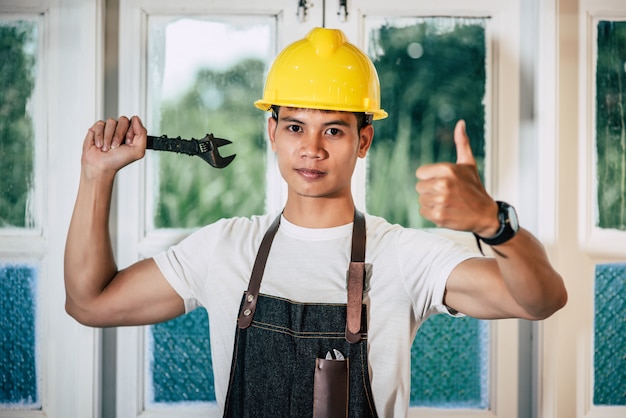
[{"left": 268, "top": 107, "right": 373, "bottom": 201}]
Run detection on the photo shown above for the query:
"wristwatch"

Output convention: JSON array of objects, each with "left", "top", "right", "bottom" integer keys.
[{"left": 474, "top": 201, "right": 519, "bottom": 246}]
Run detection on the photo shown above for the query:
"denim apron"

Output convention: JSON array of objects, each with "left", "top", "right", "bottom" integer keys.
[{"left": 223, "top": 210, "right": 378, "bottom": 418}]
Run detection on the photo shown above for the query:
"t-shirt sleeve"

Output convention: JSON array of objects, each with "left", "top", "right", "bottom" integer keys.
[
  {"left": 398, "top": 229, "right": 478, "bottom": 320},
  {"left": 153, "top": 248, "right": 201, "bottom": 313},
  {"left": 151, "top": 219, "right": 229, "bottom": 313}
]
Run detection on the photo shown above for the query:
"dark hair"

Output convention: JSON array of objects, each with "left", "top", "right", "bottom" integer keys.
[{"left": 270, "top": 106, "right": 372, "bottom": 132}]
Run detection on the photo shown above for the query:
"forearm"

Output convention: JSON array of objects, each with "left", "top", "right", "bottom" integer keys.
[
  {"left": 489, "top": 228, "right": 567, "bottom": 319},
  {"left": 64, "top": 171, "right": 118, "bottom": 315}
]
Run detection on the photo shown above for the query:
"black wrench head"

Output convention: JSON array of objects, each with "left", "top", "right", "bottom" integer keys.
[{"left": 197, "top": 134, "right": 236, "bottom": 168}]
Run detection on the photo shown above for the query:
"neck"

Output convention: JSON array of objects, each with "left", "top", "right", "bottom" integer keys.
[{"left": 282, "top": 197, "right": 356, "bottom": 228}]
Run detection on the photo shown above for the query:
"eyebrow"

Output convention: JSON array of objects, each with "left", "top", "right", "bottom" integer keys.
[{"left": 279, "top": 115, "right": 352, "bottom": 128}]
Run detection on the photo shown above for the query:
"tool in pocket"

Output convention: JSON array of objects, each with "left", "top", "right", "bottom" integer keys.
[{"left": 314, "top": 349, "right": 349, "bottom": 418}]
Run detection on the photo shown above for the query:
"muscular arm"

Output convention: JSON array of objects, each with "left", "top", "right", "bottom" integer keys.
[
  {"left": 416, "top": 120, "right": 567, "bottom": 320},
  {"left": 64, "top": 116, "right": 184, "bottom": 327},
  {"left": 444, "top": 229, "right": 566, "bottom": 320}
]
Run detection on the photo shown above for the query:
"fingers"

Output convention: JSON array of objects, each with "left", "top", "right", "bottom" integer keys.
[
  {"left": 454, "top": 120, "right": 476, "bottom": 166},
  {"left": 111, "top": 116, "right": 130, "bottom": 149},
  {"left": 91, "top": 120, "right": 106, "bottom": 149},
  {"left": 414, "top": 120, "right": 489, "bottom": 231},
  {"left": 88, "top": 116, "right": 142, "bottom": 151},
  {"left": 125, "top": 115, "right": 147, "bottom": 146}
]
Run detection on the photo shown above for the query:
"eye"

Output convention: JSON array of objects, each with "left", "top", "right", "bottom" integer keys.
[
  {"left": 326, "top": 127, "right": 342, "bottom": 136},
  {"left": 287, "top": 124, "right": 303, "bottom": 133}
]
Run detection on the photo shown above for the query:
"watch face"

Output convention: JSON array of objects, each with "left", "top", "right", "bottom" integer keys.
[{"left": 507, "top": 206, "right": 519, "bottom": 232}]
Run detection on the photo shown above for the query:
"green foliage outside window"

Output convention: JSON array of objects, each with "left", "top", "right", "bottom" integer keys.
[
  {"left": 596, "top": 20, "right": 626, "bottom": 230},
  {"left": 0, "top": 21, "right": 36, "bottom": 228},
  {"left": 367, "top": 20, "right": 486, "bottom": 228},
  {"left": 154, "top": 59, "right": 267, "bottom": 228}
]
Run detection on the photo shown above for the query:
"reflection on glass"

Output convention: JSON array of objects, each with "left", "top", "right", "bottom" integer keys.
[
  {"left": 147, "top": 18, "right": 274, "bottom": 229},
  {"left": 366, "top": 18, "right": 487, "bottom": 229},
  {"left": 366, "top": 18, "right": 489, "bottom": 409},
  {"left": 594, "top": 263, "right": 626, "bottom": 406},
  {"left": 0, "top": 263, "right": 39, "bottom": 409},
  {"left": 596, "top": 20, "right": 626, "bottom": 230},
  {"left": 0, "top": 20, "right": 38, "bottom": 229}
]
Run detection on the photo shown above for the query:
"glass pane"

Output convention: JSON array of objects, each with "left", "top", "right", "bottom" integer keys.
[
  {"left": 147, "top": 18, "right": 274, "bottom": 229},
  {"left": 594, "top": 263, "right": 626, "bottom": 406},
  {"left": 0, "top": 19, "right": 38, "bottom": 229},
  {"left": 596, "top": 20, "right": 626, "bottom": 230},
  {"left": 147, "top": 308, "right": 214, "bottom": 404},
  {"left": 365, "top": 18, "right": 487, "bottom": 228},
  {"left": 365, "top": 18, "right": 490, "bottom": 408},
  {"left": 0, "top": 262, "right": 39, "bottom": 409},
  {"left": 411, "top": 316, "right": 489, "bottom": 408},
  {"left": 145, "top": 17, "right": 275, "bottom": 406}
]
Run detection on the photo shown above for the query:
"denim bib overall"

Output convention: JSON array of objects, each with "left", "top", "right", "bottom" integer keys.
[{"left": 223, "top": 210, "right": 378, "bottom": 418}]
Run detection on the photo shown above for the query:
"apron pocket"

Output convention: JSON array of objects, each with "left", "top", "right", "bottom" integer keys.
[{"left": 313, "top": 357, "right": 349, "bottom": 418}]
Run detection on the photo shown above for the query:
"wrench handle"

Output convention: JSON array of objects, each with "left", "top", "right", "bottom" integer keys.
[{"left": 146, "top": 135, "right": 199, "bottom": 156}]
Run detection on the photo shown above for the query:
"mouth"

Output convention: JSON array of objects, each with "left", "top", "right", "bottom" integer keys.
[{"left": 295, "top": 168, "right": 327, "bottom": 180}]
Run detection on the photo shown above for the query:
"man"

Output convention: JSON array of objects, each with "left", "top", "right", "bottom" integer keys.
[{"left": 64, "top": 27, "right": 567, "bottom": 417}]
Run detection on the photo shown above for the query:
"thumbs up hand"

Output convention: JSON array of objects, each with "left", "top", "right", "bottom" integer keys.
[{"left": 415, "top": 120, "right": 499, "bottom": 236}]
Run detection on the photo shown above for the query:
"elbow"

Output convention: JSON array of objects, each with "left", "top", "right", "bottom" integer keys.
[
  {"left": 65, "top": 298, "right": 103, "bottom": 327},
  {"left": 65, "top": 299, "right": 88, "bottom": 326},
  {"left": 527, "top": 282, "right": 568, "bottom": 321}
]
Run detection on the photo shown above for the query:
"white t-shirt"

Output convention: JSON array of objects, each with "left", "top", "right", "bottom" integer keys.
[{"left": 153, "top": 212, "right": 476, "bottom": 417}]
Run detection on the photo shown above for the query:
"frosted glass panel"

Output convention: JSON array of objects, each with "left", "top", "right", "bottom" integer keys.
[
  {"left": 146, "top": 17, "right": 275, "bottom": 229},
  {"left": 365, "top": 17, "right": 487, "bottom": 228},
  {"left": 595, "top": 20, "right": 626, "bottom": 230},
  {"left": 411, "top": 315, "right": 489, "bottom": 408},
  {"left": 594, "top": 263, "right": 626, "bottom": 405},
  {"left": 147, "top": 308, "right": 214, "bottom": 404},
  {"left": 0, "top": 263, "right": 39, "bottom": 408},
  {"left": 0, "top": 19, "right": 38, "bottom": 229}
]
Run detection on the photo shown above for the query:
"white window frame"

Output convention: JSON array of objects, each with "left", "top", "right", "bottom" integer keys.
[
  {"left": 0, "top": 0, "right": 104, "bottom": 417},
  {"left": 577, "top": 0, "right": 626, "bottom": 417},
  {"left": 539, "top": 0, "right": 626, "bottom": 417},
  {"left": 116, "top": 2, "right": 323, "bottom": 416}
]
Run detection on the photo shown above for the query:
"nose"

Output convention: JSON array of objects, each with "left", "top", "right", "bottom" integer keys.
[{"left": 300, "top": 133, "right": 327, "bottom": 159}]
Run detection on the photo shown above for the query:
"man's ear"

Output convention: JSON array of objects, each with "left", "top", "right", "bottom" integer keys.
[
  {"left": 358, "top": 125, "right": 374, "bottom": 158},
  {"left": 267, "top": 116, "right": 277, "bottom": 151}
]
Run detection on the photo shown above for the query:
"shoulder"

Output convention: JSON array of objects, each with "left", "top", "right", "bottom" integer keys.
[
  {"left": 189, "top": 212, "right": 279, "bottom": 239},
  {"left": 364, "top": 213, "right": 449, "bottom": 247},
  {"left": 364, "top": 213, "right": 477, "bottom": 267}
]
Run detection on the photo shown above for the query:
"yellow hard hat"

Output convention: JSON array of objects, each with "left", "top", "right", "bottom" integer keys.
[{"left": 254, "top": 27, "right": 388, "bottom": 120}]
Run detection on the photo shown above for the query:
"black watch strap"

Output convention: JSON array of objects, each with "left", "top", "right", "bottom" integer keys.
[{"left": 473, "top": 201, "right": 519, "bottom": 254}]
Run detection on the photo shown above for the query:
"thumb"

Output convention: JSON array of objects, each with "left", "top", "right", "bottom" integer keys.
[
  {"left": 454, "top": 120, "right": 476, "bottom": 166},
  {"left": 126, "top": 115, "right": 147, "bottom": 146}
]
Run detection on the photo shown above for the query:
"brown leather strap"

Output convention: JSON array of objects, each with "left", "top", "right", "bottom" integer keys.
[
  {"left": 238, "top": 209, "right": 367, "bottom": 343},
  {"left": 238, "top": 214, "right": 281, "bottom": 329},
  {"left": 345, "top": 210, "right": 365, "bottom": 343}
]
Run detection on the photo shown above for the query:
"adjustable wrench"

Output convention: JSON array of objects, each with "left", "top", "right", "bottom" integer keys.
[{"left": 146, "top": 133, "right": 236, "bottom": 168}]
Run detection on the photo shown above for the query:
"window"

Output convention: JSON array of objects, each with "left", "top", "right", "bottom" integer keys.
[
  {"left": 0, "top": 16, "right": 41, "bottom": 411},
  {"left": 0, "top": 263, "right": 39, "bottom": 409},
  {"left": 145, "top": 18, "right": 272, "bottom": 230},
  {"left": 573, "top": 2, "right": 626, "bottom": 416},
  {"left": 143, "top": 16, "right": 275, "bottom": 407},
  {"left": 364, "top": 17, "right": 490, "bottom": 408},
  {"left": 591, "top": 16, "right": 626, "bottom": 410},
  {"left": 595, "top": 20, "right": 626, "bottom": 231},
  {"left": 593, "top": 263, "right": 626, "bottom": 406}
]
